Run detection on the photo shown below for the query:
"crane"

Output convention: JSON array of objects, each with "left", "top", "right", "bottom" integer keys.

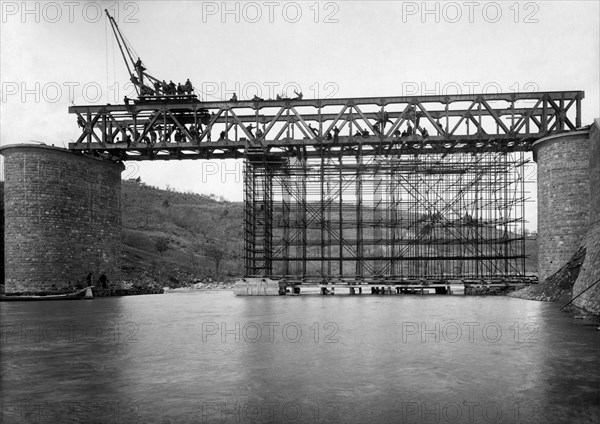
[{"left": 104, "top": 9, "right": 196, "bottom": 102}]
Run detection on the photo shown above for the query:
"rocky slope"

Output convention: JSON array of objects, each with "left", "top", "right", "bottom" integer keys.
[{"left": 509, "top": 246, "right": 586, "bottom": 302}]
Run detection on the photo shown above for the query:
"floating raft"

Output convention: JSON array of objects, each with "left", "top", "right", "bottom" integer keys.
[{"left": 233, "top": 278, "right": 534, "bottom": 296}]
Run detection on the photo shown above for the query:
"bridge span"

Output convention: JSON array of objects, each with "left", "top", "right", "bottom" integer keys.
[
  {"left": 68, "top": 91, "right": 583, "bottom": 160},
  {"left": 65, "top": 91, "right": 584, "bottom": 286},
  {"left": 0, "top": 90, "right": 594, "bottom": 294}
]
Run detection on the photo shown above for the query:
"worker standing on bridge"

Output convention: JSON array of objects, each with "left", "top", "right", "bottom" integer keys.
[
  {"left": 184, "top": 79, "right": 194, "bottom": 94},
  {"left": 231, "top": 93, "right": 238, "bottom": 102},
  {"left": 373, "top": 122, "right": 381, "bottom": 135},
  {"left": 406, "top": 123, "right": 413, "bottom": 136},
  {"left": 378, "top": 111, "right": 393, "bottom": 131},
  {"left": 190, "top": 125, "right": 198, "bottom": 141},
  {"left": 333, "top": 126, "right": 340, "bottom": 142},
  {"left": 174, "top": 129, "right": 184, "bottom": 143},
  {"left": 168, "top": 80, "right": 176, "bottom": 95}
]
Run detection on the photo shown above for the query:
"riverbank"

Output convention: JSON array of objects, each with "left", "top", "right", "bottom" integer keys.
[
  {"left": 509, "top": 247, "right": 585, "bottom": 302},
  {"left": 163, "top": 279, "right": 235, "bottom": 292}
]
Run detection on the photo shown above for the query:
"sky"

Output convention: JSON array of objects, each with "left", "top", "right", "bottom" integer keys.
[{"left": 1, "top": 0, "right": 599, "bottom": 229}]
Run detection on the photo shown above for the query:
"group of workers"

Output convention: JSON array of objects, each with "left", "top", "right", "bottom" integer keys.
[
  {"left": 151, "top": 78, "right": 195, "bottom": 96},
  {"left": 132, "top": 57, "right": 195, "bottom": 97},
  {"left": 134, "top": 78, "right": 194, "bottom": 97},
  {"left": 230, "top": 89, "right": 304, "bottom": 103},
  {"left": 317, "top": 123, "right": 429, "bottom": 141},
  {"left": 87, "top": 120, "right": 430, "bottom": 145}
]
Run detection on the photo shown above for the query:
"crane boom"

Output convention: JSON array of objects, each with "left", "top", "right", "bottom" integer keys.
[
  {"left": 104, "top": 9, "right": 196, "bottom": 100},
  {"left": 105, "top": 9, "right": 140, "bottom": 96}
]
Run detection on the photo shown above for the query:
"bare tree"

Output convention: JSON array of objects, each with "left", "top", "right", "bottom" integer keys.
[
  {"left": 205, "top": 243, "right": 225, "bottom": 275},
  {"left": 155, "top": 236, "right": 169, "bottom": 256}
]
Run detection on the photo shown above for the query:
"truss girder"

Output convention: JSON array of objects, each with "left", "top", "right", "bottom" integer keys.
[{"left": 68, "top": 91, "right": 583, "bottom": 160}]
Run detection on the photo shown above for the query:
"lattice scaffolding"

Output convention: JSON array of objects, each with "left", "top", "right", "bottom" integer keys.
[{"left": 244, "top": 149, "right": 530, "bottom": 282}]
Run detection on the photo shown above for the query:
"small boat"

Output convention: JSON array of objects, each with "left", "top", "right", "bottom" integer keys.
[{"left": 0, "top": 287, "right": 93, "bottom": 301}]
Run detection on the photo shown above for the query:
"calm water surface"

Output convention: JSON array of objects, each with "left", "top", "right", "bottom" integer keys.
[{"left": 1, "top": 292, "right": 599, "bottom": 424}]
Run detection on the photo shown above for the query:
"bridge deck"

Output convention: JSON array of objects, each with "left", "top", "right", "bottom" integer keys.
[{"left": 68, "top": 91, "right": 583, "bottom": 160}]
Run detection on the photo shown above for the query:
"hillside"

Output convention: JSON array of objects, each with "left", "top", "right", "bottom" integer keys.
[
  {"left": 120, "top": 180, "right": 244, "bottom": 287},
  {"left": 120, "top": 179, "right": 538, "bottom": 287},
  {"left": 0, "top": 180, "right": 538, "bottom": 291}
]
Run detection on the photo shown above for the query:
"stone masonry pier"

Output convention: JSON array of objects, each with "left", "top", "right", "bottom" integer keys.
[{"left": 0, "top": 145, "right": 123, "bottom": 294}]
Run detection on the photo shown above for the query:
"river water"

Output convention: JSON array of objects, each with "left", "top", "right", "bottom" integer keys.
[{"left": 1, "top": 291, "right": 599, "bottom": 424}]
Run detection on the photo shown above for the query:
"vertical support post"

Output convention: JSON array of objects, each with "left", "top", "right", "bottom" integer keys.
[
  {"left": 374, "top": 165, "right": 383, "bottom": 275},
  {"left": 243, "top": 160, "right": 255, "bottom": 275},
  {"left": 282, "top": 172, "right": 290, "bottom": 276},
  {"left": 263, "top": 166, "right": 273, "bottom": 276},
  {"left": 301, "top": 157, "right": 307, "bottom": 277},
  {"left": 86, "top": 111, "right": 92, "bottom": 148},
  {"left": 102, "top": 113, "right": 107, "bottom": 144},
  {"left": 576, "top": 95, "right": 582, "bottom": 128},
  {"left": 356, "top": 150, "right": 363, "bottom": 277},
  {"left": 320, "top": 149, "right": 326, "bottom": 278},
  {"left": 542, "top": 96, "right": 548, "bottom": 133},
  {"left": 339, "top": 151, "right": 344, "bottom": 278},
  {"left": 390, "top": 164, "right": 397, "bottom": 277}
]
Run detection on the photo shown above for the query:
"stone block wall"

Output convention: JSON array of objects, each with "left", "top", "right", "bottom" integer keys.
[
  {"left": 533, "top": 131, "right": 590, "bottom": 282},
  {"left": 573, "top": 223, "right": 600, "bottom": 314},
  {"left": 0, "top": 145, "right": 123, "bottom": 294},
  {"left": 589, "top": 119, "right": 600, "bottom": 223},
  {"left": 0, "top": 181, "right": 4, "bottom": 292},
  {"left": 573, "top": 119, "right": 600, "bottom": 314}
]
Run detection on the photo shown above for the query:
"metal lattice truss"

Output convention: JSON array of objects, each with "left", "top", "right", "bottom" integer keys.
[
  {"left": 244, "top": 151, "right": 530, "bottom": 282},
  {"left": 69, "top": 91, "right": 583, "bottom": 160}
]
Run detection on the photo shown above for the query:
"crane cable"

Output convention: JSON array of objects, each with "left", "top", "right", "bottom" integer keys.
[
  {"left": 105, "top": 16, "right": 109, "bottom": 103},
  {"left": 105, "top": 13, "right": 122, "bottom": 101},
  {"left": 105, "top": 10, "right": 216, "bottom": 101}
]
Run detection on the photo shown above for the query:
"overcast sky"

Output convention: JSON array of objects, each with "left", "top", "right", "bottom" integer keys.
[{"left": 1, "top": 0, "right": 599, "bottom": 229}]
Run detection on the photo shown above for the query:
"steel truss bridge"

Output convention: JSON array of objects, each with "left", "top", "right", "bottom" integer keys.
[{"left": 70, "top": 90, "right": 583, "bottom": 283}]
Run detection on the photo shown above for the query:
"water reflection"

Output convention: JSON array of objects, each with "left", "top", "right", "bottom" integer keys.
[{"left": 1, "top": 293, "right": 598, "bottom": 423}]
